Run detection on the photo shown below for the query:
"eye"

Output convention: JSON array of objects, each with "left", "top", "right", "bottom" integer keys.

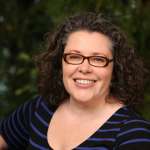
[
  {"left": 67, "top": 54, "right": 82, "bottom": 60},
  {"left": 91, "top": 56, "right": 106, "bottom": 62}
]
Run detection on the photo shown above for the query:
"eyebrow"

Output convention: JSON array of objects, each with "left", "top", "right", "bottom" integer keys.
[
  {"left": 67, "top": 50, "right": 80, "bottom": 53},
  {"left": 91, "top": 52, "right": 106, "bottom": 56},
  {"left": 65, "top": 50, "right": 108, "bottom": 56}
]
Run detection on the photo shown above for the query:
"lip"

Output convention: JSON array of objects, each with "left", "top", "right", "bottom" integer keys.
[{"left": 73, "top": 78, "right": 96, "bottom": 88}]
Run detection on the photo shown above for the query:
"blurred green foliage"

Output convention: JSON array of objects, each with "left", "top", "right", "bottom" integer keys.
[{"left": 0, "top": 0, "right": 150, "bottom": 119}]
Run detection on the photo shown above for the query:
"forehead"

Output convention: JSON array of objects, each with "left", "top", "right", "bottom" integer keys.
[{"left": 64, "top": 30, "right": 113, "bottom": 56}]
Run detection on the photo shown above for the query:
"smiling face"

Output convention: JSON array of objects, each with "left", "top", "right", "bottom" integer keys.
[{"left": 62, "top": 30, "right": 113, "bottom": 105}]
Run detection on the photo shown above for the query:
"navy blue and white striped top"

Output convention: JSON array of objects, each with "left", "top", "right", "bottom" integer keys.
[{"left": 0, "top": 96, "right": 150, "bottom": 150}]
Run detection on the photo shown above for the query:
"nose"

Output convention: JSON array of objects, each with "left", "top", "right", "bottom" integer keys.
[{"left": 78, "top": 58, "right": 92, "bottom": 73}]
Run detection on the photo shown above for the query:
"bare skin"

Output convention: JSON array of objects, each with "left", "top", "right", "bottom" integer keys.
[
  {"left": 47, "top": 98, "right": 124, "bottom": 150},
  {"left": 0, "top": 135, "right": 7, "bottom": 150}
]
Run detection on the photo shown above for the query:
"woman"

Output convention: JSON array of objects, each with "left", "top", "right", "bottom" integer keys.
[{"left": 0, "top": 12, "right": 150, "bottom": 150}]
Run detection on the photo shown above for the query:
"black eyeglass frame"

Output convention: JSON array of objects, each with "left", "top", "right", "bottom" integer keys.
[{"left": 63, "top": 53, "right": 113, "bottom": 67}]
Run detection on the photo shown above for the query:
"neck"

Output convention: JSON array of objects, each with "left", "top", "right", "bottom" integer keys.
[{"left": 66, "top": 96, "right": 115, "bottom": 118}]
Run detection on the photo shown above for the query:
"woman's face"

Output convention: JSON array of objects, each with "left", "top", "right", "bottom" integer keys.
[{"left": 62, "top": 30, "right": 113, "bottom": 104}]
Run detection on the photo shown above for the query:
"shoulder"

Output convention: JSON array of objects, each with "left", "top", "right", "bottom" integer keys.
[
  {"left": 115, "top": 107, "right": 150, "bottom": 149},
  {"left": 120, "top": 107, "right": 150, "bottom": 129},
  {"left": 119, "top": 114, "right": 150, "bottom": 139},
  {"left": 33, "top": 96, "right": 56, "bottom": 114},
  {"left": 21, "top": 95, "right": 55, "bottom": 113},
  {"left": 0, "top": 95, "right": 55, "bottom": 149}
]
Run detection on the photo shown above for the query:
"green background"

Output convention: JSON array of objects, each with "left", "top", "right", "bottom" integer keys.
[{"left": 0, "top": 0, "right": 150, "bottom": 119}]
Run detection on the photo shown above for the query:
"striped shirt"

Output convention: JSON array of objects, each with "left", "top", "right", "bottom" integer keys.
[{"left": 0, "top": 96, "right": 150, "bottom": 150}]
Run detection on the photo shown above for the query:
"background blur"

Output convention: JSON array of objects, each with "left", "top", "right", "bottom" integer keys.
[{"left": 0, "top": 0, "right": 150, "bottom": 119}]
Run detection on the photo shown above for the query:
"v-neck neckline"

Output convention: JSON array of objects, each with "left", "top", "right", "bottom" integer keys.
[
  {"left": 72, "top": 106, "right": 127, "bottom": 149},
  {"left": 44, "top": 100, "right": 127, "bottom": 149}
]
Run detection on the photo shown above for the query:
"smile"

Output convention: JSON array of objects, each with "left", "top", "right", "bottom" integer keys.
[{"left": 74, "top": 79, "right": 96, "bottom": 85}]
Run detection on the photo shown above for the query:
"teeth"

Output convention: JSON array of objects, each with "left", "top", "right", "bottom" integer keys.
[{"left": 75, "top": 79, "right": 95, "bottom": 84}]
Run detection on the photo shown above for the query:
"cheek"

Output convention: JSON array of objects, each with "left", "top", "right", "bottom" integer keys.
[
  {"left": 62, "top": 62, "right": 75, "bottom": 84},
  {"left": 62, "top": 65, "right": 68, "bottom": 91},
  {"left": 98, "top": 68, "right": 113, "bottom": 83},
  {"left": 62, "top": 63, "right": 71, "bottom": 80},
  {"left": 62, "top": 63, "right": 67, "bottom": 83},
  {"left": 62, "top": 61, "right": 78, "bottom": 77},
  {"left": 62, "top": 63, "right": 76, "bottom": 94}
]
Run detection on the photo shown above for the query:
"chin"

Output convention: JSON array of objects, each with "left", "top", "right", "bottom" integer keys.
[{"left": 70, "top": 94, "right": 95, "bottom": 103}]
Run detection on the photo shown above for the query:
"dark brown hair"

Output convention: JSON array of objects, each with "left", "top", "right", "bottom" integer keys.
[{"left": 35, "top": 12, "right": 145, "bottom": 108}]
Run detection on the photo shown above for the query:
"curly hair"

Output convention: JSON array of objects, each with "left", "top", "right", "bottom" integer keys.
[{"left": 35, "top": 12, "right": 145, "bottom": 108}]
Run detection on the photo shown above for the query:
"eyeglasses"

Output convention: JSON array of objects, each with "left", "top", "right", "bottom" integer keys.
[{"left": 63, "top": 53, "right": 113, "bottom": 67}]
